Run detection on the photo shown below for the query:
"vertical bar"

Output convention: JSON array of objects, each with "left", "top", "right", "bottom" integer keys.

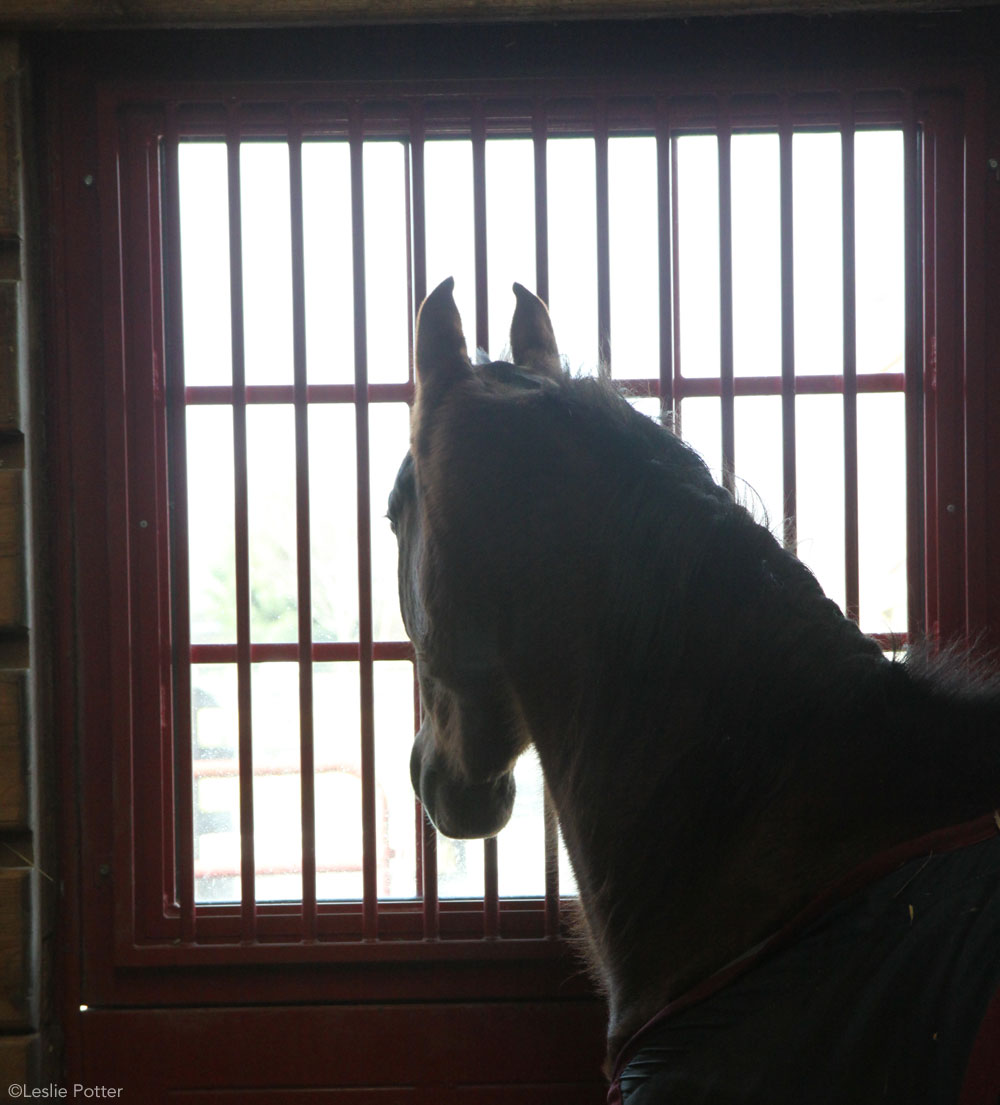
[
  {"left": 533, "top": 103, "right": 550, "bottom": 305},
  {"left": 533, "top": 103, "right": 560, "bottom": 934},
  {"left": 349, "top": 105, "right": 379, "bottom": 939},
  {"left": 717, "top": 112, "right": 735, "bottom": 493},
  {"left": 472, "top": 102, "right": 489, "bottom": 355},
  {"left": 961, "top": 79, "right": 989, "bottom": 650},
  {"left": 779, "top": 111, "right": 798, "bottom": 551},
  {"left": 655, "top": 99, "right": 674, "bottom": 422},
  {"left": 543, "top": 783, "right": 560, "bottom": 937},
  {"left": 671, "top": 135, "right": 684, "bottom": 426},
  {"left": 288, "top": 113, "right": 317, "bottom": 939},
  {"left": 409, "top": 104, "right": 439, "bottom": 938},
  {"left": 595, "top": 100, "right": 611, "bottom": 374},
  {"left": 226, "top": 108, "right": 256, "bottom": 940},
  {"left": 163, "top": 107, "right": 196, "bottom": 943},
  {"left": 471, "top": 101, "right": 499, "bottom": 935},
  {"left": 841, "top": 102, "right": 860, "bottom": 624},
  {"left": 903, "top": 98, "right": 926, "bottom": 640}
]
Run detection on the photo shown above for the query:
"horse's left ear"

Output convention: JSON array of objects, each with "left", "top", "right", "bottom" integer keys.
[
  {"left": 510, "top": 283, "right": 563, "bottom": 379},
  {"left": 415, "top": 277, "right": 474, "bottom": 392}
]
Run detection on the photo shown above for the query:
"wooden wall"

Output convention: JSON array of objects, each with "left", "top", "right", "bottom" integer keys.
[{"left": 0, "top": 34, "right": 48, "bottom": 1092}]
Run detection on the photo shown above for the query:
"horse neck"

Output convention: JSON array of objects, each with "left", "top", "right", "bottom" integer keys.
[{"left": 520, "top": 599, "right": 1000, "bottom": 1063}]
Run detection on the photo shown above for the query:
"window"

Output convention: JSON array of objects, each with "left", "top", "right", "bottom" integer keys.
[{"left": 56, "top": 71, "right": 982, "bottom": 977}]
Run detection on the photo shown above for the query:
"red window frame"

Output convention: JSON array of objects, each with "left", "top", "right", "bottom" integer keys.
[{"left": 46, "top": 52, "right": 992, "bottom": 1014}]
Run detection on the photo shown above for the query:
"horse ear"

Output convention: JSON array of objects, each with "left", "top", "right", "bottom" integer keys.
[
  {"left": 415, "top": 277, "right": 473, "bottom": 391},
  {"left": 510, "top": 283, "right": 562, "bottom": 379}
]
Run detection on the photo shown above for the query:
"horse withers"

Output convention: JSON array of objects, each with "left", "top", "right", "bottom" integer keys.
[{"left": 388, "top": 277, "right": 1000, "bottom": 1104}]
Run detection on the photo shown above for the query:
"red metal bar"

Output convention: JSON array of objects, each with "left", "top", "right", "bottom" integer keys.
[
  {"left": 484, "top": 836, "right": 499, "bottom": 939},
  {"left": 533, "top": 103, "right": 549, "bottom": 305},
  {"left": 841, "top": 103, "right": 860, "bottom": 624},
  {"left": 532, "top": 101, "right": 560, "bottom": 933},
  {"left": 622, "top": 372, "right": 905, "bottom": 399},
  {"left": 543, "top": 787, "right": 560, "bottom": 937},
  {"left": 671, "top": 135, "right": 684, "bottom": 429},
  {"left": 655, "top": 99, "right": 674, "bottom": 422},
  {"left": 472, "top": 102, "right": 489, "bottom": 355},
  {"left": 779, "top": 112, "right": 797, "bottom": 551},
  {"left": 163, "top": 108, "right": 197, "bottom": 943},
  {"left": 717, "top": 111, "right": 735, "bottom": 493},
  {"left": 410, "top": 103, "right": 428, "bottom": 309},
  {"left": 185, "top": 382, "right": 413, "bottom": 406},
  {"left": 189, "top": 641, "right": 414, "bottom": 663},
  {"left": 903, "top": 99, "right": 926, "bottom": 640},
  {"left": 961, "top": 77, "right": 989, "bottom": 651},
  {"left": 407, "top": 107, "right": 440, "bottom": 938},
  {"left": 288, "top": 116, "right": 317, "bottom": 939},
  {"left": 226, "top": 110, "right": 257, "bottom": 940},
  {"left": 471, "top": 103, "right": 499, "bottom": 931},
  {"left": 926, "top": 95, "right": 966, "bottom": 645},
  {"left": 595, "top": 100, "right": 611, "bottom": 374},
  {"left": 349, "top": 106, "right": 379, "bottom": 940}
]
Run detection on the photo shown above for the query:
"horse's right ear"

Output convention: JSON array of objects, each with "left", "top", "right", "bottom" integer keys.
[{"left": 415, "top": 277, "right": 473, "bottom": 393}]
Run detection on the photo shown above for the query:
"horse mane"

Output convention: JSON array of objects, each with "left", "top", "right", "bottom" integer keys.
[{"left": 471, "top": 367, "right": 1000, "bottom": 1032}]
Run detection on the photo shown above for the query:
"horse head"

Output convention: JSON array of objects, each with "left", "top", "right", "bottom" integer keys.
[{"left": 388, "top": 278, "right": 563, "bottom": 840}]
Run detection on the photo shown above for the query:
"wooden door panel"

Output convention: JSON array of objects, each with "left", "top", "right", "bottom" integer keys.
[{"left": 78, "top": 1003, "right": 608, "bottom": 1103}]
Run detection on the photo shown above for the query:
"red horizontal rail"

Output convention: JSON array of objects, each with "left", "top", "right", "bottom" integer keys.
[
  {"left": 193, "top": 759, "right": 374, "bottom": 779},
  {"left": 618, "top": 372, "right": 905, "bottom": 399},
  {"left": 189, "top": 641, "right": 414, "bottom": 664},
  {"left": 185, "top": 382, "right": 413, "bottom": 405}
]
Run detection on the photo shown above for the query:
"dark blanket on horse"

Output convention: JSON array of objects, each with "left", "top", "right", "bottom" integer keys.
[{"left": 610, "top": 814, "right": 1000, "bottom": 1105}]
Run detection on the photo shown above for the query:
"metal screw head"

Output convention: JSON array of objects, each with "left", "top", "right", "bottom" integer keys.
[{"left": 83, "top": 173, "right": 95, "bottom": 187}]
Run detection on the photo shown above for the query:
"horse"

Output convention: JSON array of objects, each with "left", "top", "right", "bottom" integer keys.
[{"left": 387, "top": 277, "right": 1000, "bottom": 1104}]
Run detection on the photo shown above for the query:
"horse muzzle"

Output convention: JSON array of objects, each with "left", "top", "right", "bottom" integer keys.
[{"left": 410, "top": 720, "right": 516, "bottom": 840}]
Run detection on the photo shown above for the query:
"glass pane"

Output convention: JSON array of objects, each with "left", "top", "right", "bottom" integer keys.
[
  {"left": 609, "top": 135, "right": 658, "bottom": 380},
  {"left": 252, "top": 662, "right": 302, "bottom": 903},
  {"left": 309, "top": 405, "right": 360, "bottom": 643},
  {"left": 855, "top": 130, "right": 904, "bottom": 375},
  {"left": 734, "top": 395, "right": 784, "bottom": 537},
  {"left": 314, "top": 662, "right": 364, "bottom": 901},
  {"left": 438, "top": 835, "right": 485, "bottom": 901},
  {"left": 426, "top": 140, "right": 477, "bottom": 353},
  {"left": 246, "top": 406, "right": 298, "bottom": 643},
  {"left": 369, "top": 402, "right": 412, "bottom": 643},
  {"left": 363, "top": 141, "right": 410, "bottom": 384},
  {"left": 302, "top": 141, "right": 355, "bottom": 386},
  {"left": 187, "top": 406, "right": 236, "bottom": 644},
  {"left": 793, "top": 132, "right": 843, "bottom": 376},
  {"left": 676, "top": 135, "right": 720, "bottom": 379},
  {"left": 240, "top": 143, "right": 294, "bottom": 387},
  {"left": 178, "top": 142, "right": 233, "bottom": 387},
  {"left": 192, "top": 663, "right": 240, "bottom": 903},
  {"left": 486, "top": 138, "right": 536, "bottom": 362},
  {"left": 375, "top": 661, "right": 419, "bottom": 899},
  {"left": 678, "top": 396, "right": 722, "bottom": 483},
  {"left": 732, "top": 133, "right": 781, "bottom": 378},
  {"left": 498, "top": 747, "right": 546, "bottom": 898},
  {"left": 548, "top": 138, "right": 598, "bottom": 375},
  {"left": 796, "top": 394, "right": 846, "bottom": 613},
  {"left": 857, "top": 393, "right": 907, "bottom": 633}
]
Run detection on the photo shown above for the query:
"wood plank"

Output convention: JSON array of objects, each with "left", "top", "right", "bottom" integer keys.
[
  {"left": 0, "top": 867, "right": 33, "bottom": 1030},
  {"left": 0, "top": 284, "right": 21, "bottom": 432},
  {"left": 0, "top": 675, "right": 26, "bottom": 828},
  {"left": 0, "top": 1034, "right": 39, "bottom": 1087},
  {"left": 0, "top": 469, "right": 24, "bottom": 626}
]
